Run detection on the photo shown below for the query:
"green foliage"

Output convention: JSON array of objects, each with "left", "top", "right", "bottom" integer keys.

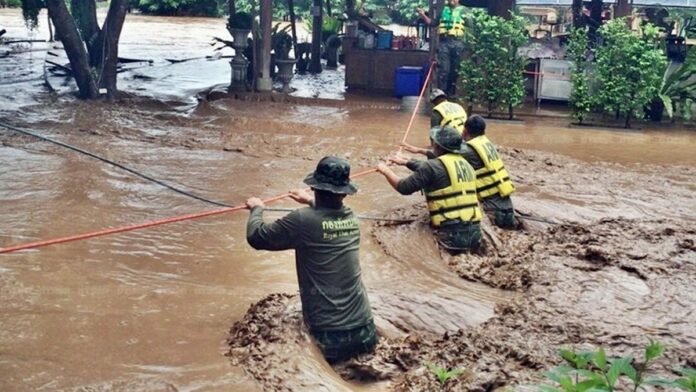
[
  {"left": 539, "top": 341, "right": 667, "bottom": 392},
  {"left": 567, "top": 27, "right": 591, "bottom": 124},
  {"left": 129, "top": 0, "right": 225, "bottom": 17},
  {"left": 671, "top": 368, "right": 696, "bottom": 391},
  {"left": 426, "top": 363, "right": 464, "bottom": 387},
  {"left": 271, "top": 22, "right": 292, "bottom": 58},
  {"left": 20, "top": 0, "right": 43, "bottom": 29},
  {"left": 658, "top": 47, "right": 696, "bottom": 120},
  {"left": 458, "top": 10, "right": 528, "bottom": 119},
  {"left": 0, "top": 0, "right": 22, "bottom": 8},
  {"left": 593, "top": 18, "right": 666, "bottom": 128},
  {"left": 229, "top": 11, "right": 253, "bottom": 30},
  {"left": 391, "top": 0, "right": 427, "bottom": 25}
]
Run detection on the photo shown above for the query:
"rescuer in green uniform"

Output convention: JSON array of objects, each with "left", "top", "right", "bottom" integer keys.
[
  {"left": 429, "top": 88, "right": 468, "bottom": 134},
  {"left": 245, "top": 156, "right": 377, "bottom": 363},
  {"left": 417, "top": 0, "right": 467, "bottom": 94},
  {"left": 377, "top": 126, "right": 482, "bottom": 253}
]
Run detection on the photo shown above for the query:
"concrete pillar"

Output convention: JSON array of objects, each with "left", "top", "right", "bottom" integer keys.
[{"left": 257, "top": 0, "right": 273, "bottom": 91}]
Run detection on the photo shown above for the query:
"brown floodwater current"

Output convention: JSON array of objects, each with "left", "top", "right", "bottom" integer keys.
[{"left": 1, "top": 8, "right": 695, "bottom": 392}]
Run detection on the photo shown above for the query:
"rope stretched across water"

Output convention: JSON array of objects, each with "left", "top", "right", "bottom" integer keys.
[
  {"left": 0, "top": 61, "right": 435, "bottom": 254},
  {"left": 0, "top": 122, "right": 235, "bottom": 207}
]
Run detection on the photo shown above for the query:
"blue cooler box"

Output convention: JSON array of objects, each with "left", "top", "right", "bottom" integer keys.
[{"left": 394, "top": 66, "right": 423, "bottom": 97}]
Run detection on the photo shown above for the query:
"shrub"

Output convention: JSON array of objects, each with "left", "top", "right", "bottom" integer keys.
[
  {"left": 593, "top": 18, "right": 666, "bottom": 128},
  {"left": 458, "top": 10, "right": 528, "bottom": 119}
]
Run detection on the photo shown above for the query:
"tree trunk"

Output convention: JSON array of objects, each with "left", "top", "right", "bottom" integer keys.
[
  {"left": 309, "top": 0, "right": 323, "bottom": 73},
  {"left": 47, "top": 10, "right": 54, "bottom": 42},
  {"left": 572, "top": 0, "right": 583, "bottom": 28},
  {"left": 98, "top": 0, "right": 128, "bottom": 98},
  {"left": 287, "top": 0, "right": 298, "bottom": 59},
  {"left": 70, "top": 0, "right": 101, "bottom": 67},
  {"left": 228, "top": 0, "right": 235, "bottom": 17},
  {"left": 488, "top": 0, "right": 514, "bottom": 20},
  {"left": 46, "top": 0, "right": 98, "bottom": 99},
  {"left": 345, "top": 0, "right": 355, "bottom": 19}
]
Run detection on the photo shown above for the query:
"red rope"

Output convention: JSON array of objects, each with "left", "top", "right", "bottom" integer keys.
[
  {"left": 0, "top": 122, "right": 396, "bottom": 254},
  {"left": 400, "top": 60, "right": 436, "bottom": 148},
  {"left": 1, "top": 56, "right": 434, "bottom": 255}
]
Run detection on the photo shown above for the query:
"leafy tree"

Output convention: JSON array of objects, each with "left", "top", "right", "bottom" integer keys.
[
  {"left": 567, "top": 26, "right": 592, "bottom": 124},
  {"left": 38, "top": 0, "right": 129, "bottom": 99},
  {"left": 594, "top": 18, "right": 666, "bottom": 128},
  {"left": 458, "top": 10, "right": 528, "bottom": 118},
  {"left": 657, "top": 46, "right": 696, "bottom": 120},
  {"left": 0, "top": 0, "right": 23, "bottom": 8}
]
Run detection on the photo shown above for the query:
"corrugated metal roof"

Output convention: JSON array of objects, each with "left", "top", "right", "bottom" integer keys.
[{"left": 518, "top": 0, "right": 696, "bottom": 7}]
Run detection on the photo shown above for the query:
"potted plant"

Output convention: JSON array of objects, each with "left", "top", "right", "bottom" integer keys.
[
  {"left": 228, "top": 11, "right": 253, "bottom": 45},
  {"left": 652, "top": 47, "right": 696, "bottom": 121}
]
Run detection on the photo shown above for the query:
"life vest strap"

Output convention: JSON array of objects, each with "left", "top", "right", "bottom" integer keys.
[
  {"left": 429, "top": 203, "right": 479, "bottom": 217},
  {"left": 425, "top": 189, "right": 476, "bottom": 202},
  {"left": 475, "top": 165, "right": 506, "bottom": 179},
  {"left": 476, "top": 176, "right": 511, "bottom": 194}
]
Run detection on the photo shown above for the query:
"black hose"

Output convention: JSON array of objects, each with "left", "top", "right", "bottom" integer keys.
[{"left": 0, "top": 122, "right": 234, "bottom": 208}]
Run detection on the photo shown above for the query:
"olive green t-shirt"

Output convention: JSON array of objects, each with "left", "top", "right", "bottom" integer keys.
[{"left": 246, "top": 205, "right": 373, "bottom": 332}]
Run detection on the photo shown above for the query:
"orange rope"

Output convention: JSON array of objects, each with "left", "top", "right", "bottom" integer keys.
[
  {"left": 0, "top": 68, "right": 431, "bottom": 255},
  {"left": 400, "top": 61, "right": 435, "bottom": 149}
]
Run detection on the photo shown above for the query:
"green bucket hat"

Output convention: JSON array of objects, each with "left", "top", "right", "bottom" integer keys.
[
  {"left": 430, "top": 126, "right": 463, "bottom": 153},
  {"left": 303, "top": 156, "right": 359, "bottom": 195}
]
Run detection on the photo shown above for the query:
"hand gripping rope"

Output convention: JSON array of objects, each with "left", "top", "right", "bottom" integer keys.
[{"left": 0, "top": 62, "right": 436, "bottom": 254}]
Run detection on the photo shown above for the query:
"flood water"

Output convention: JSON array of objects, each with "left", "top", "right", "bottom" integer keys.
[{"left": 1, "top": 8, "right": 695, "bottom": 392}]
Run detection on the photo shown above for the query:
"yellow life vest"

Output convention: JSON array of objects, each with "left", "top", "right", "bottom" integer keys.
[
  {"left": 438, "top": 6, "right": 465, "bottom": 38},
  {"left": 425, "top": 153, "right": 481, "bottom": 227},
  {"left": 433, "top": 101, "right": 468, "bottom": 135},
  {"left": 466, "top": 135, "right": 515, "bottom": 200}
]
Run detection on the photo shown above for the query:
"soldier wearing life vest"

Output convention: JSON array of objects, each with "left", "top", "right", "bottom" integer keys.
[
  {"left": 429, "top": 88, "right": 468, "bottom": 134},
  {"left": 417, "top": 0, "right": 467, "bottom": 94},
  {"left": 377, "top": 126, "right": 482, "bottom": 253},
  {"left": 460, "top": 115, "right": 517, "bottom": 229}
]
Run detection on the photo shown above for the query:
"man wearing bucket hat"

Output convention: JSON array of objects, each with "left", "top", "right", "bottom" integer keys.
[
  {"left": 429, "top": 88, "right": 468, "bottom": 135},
  {"left": 376, "top": 126, "right": 482, "bottom": 253},
  {"left": 245, "top": 156, "right": 377, "bottom": 363}
]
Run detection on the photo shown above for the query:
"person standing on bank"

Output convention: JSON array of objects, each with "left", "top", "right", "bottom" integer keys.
[
  {"left": 460, "top": 115, "right": 517, "bottom": 229},
  {"left": 245, "top": 156, "right": 377, "bottom": 363},
  {"left": 429, "top": 88, "right": 468, "bottom": 134},
  {"left": 376, "top": 126, "right": 482, "bottom": 253},
  {"left": 417, "top": 0, "right": 467, "bottom": 95}
]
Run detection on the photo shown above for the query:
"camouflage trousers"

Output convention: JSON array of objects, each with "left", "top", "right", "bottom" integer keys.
[{"left": 435, "top": 220, "right": 482, "bottom": 254}]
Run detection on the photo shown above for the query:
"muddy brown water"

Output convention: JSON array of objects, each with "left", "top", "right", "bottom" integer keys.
[{"left": 2, "top": 8, "right": 696, "bottom": 392}]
